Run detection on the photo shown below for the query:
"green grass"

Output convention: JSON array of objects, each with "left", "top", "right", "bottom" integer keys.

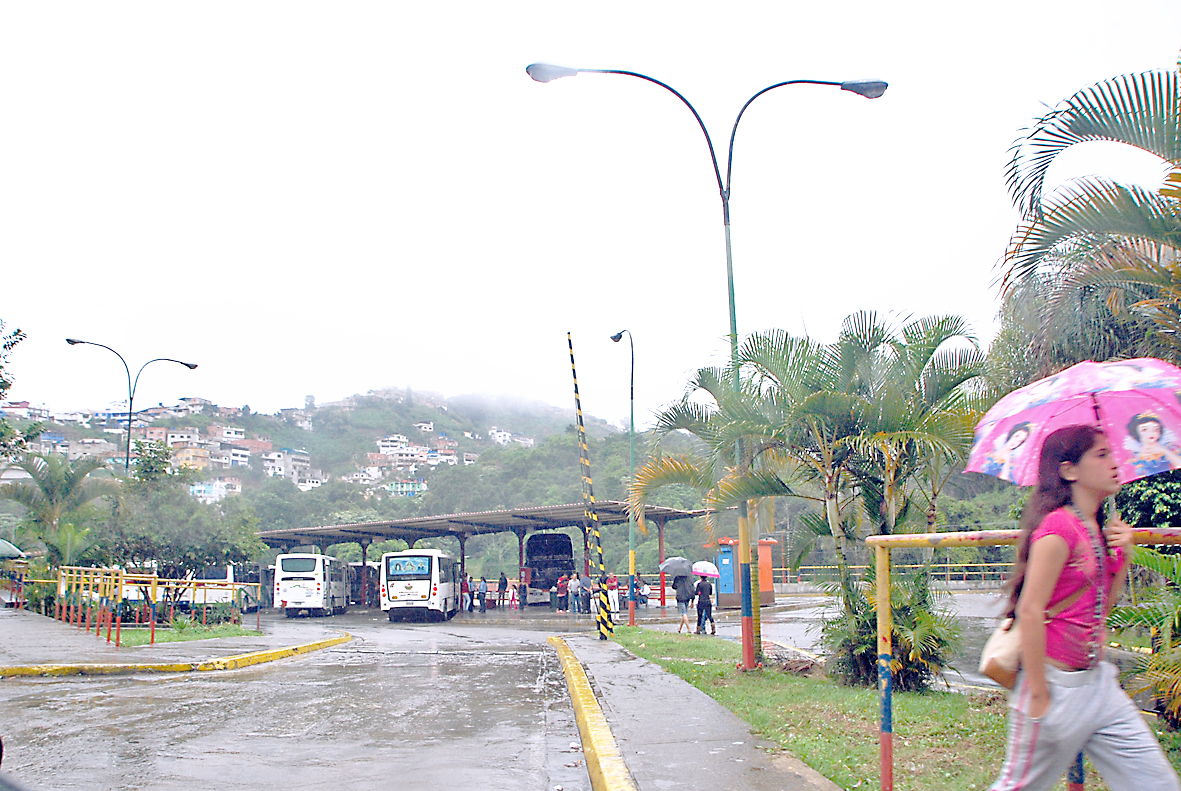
[
  {"left": 613, "top": 627, "right": 1181, "bottom": 791},
  {"left": 117, "top": 623, "right": 261, "bottom": 648}
]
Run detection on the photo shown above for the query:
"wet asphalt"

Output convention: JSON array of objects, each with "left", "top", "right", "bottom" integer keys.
[{"left": 0, "top": 609, "right": 597, "bottom": 791}]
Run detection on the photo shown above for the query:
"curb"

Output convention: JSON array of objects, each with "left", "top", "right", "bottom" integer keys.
[
  {"left": 0, "top": 633, "right": 353, "bottom": 677},
  {"left": 548, "top": 636, "right": 636, "bottom": 791}
]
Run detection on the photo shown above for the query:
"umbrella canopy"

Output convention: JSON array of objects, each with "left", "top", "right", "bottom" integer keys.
[
  {"left": 0, "top": 538, "right": 25, "bottom": 559},
  {"left": 658, "top": 556, "right": 693, "bottom": 578},
  {"left": 966, "top": 357, "right": 1181, "bottom": 487},
  {"left": 692, "top": 560, "right": 720, "bottom": 578}
]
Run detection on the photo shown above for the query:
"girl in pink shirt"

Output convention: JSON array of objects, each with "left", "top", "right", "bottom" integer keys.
[{"left": 989, "top": 425, "right": 1177, "bottom": 791}]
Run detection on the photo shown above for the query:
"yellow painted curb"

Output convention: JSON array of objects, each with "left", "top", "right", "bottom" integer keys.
[
  {"left": 548, "top": 636, "right": 636, "bottom": 791},
  {"left": 0, "top": 633, "right": 352, "bottom": 677}
]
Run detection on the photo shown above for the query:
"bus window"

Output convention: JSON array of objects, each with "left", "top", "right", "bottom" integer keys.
[
  {"left": 386, "top": 555, "right": 431, "bottom": 581},
  {"left": 281, "top": 557, "right": 318, "bottom": 573}
]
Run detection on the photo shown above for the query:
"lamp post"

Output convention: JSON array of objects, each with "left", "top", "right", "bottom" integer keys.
[
  {"left": 610, "top": 329, "right": 636, "bottom": 627},
  {"left": 65, "top": 339, "right": 198, "bottom": 472},
  {"left": 528, "top": 63, "right": 886, "bottom": 668}
]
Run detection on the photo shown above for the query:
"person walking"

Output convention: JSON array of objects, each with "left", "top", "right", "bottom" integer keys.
[
  {"left": 556, "top": 574, "right": 569, "bottom": 613},
  {"left": 987, "top": 424, "right": 1178, "bottom": 791},
  {"left": 460, "top": 574, "right": 471, "bottom": 614},
  {"left": 694, "top": 575, "right": 715, "bottom": 635},
  {"left": 477, "top": 577, "right": 488, "bottom": 614},
  {"left": 497, "top": 572, "right": 508, "bottom": 609},
  {"left": 568, "top": 573, "right": 582, "bottom": 614},
  {"left": 673, "top": 574, "right": 694, "bottom": 634}
]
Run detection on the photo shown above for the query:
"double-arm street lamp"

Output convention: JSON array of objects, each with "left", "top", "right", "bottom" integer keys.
[
  {"left": 528, "top": 63, "right": 887, "bottom": 668},
  {"left": 610, "top": 329, "right": 636, "bottom": 627},
  {"left": 65, "top": 339, "right": 198, "bottom": 472}
]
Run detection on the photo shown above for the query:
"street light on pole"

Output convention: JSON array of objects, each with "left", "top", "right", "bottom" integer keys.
[
  {"left": 528, "top": 63, "right": 886, "bottom": 667},
  {"left": 610, "top": 329, "right": 636, "bottom": 627},
  {"left": 65, "top": 339, "right": 198, "bottom": 472}
]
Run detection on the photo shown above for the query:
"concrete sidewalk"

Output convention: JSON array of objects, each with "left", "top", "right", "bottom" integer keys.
[
  {"left": 0, "top": 606, "right": 344, "bottom": 669},
  {"left": 561, "top": 634, "right": 839, "bottom": 791}
]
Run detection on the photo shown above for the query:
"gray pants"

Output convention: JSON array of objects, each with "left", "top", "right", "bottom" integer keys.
[{"left": 990, "top": 662, "right": 1179, "bottom": 791}]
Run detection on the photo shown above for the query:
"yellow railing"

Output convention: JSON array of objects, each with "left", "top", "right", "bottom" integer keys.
[
  {"left": 864, "top": 526, "right": 1181, "bottom": 791},
  {"left": 51, "top": 566, "right": 261, "bottom": 646}
]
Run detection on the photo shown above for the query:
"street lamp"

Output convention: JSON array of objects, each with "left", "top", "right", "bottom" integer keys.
[
  {"left": 610, "top": 329, "right": 636, "bottom": 627},
  {"left": 529, "top": 63, "right": 886, "bottom": 668},
  {"left": 65, "top": 339, "right": 198, "bottom": 472}
]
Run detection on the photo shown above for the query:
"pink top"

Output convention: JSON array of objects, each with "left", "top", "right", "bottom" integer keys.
[{"left": 1031, "top": 507, "right": 1126, "bottom": 669}]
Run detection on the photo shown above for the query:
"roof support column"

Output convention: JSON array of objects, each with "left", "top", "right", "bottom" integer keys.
[
  {"left": 359, "top": 539, "right": 371, "bottom": 608},
  {"left": 458, "top": 533, "right": 467, "bottom": 577}
]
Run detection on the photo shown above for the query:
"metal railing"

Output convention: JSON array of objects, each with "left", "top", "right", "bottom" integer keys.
[
  {"left": 865, "top": 526, "right": 1181, "bottom": 791},
  {"left": 781, "top": 562, "right": 1012, "bottom": 585}
]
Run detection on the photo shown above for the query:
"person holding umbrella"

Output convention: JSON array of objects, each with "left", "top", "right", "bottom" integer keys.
[{"left": 971, "top": 416, "right": 1179, "bottom": 789}]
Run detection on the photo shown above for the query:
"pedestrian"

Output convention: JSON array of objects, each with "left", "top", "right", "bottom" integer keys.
[
  {"left": 606, "top": 573, "right": 620, "bottom": 614},
  {"left": 497, "top": 571, "right": 508, "bottom": 609},
  {"left": 581, "top": 575, "right": 593, "bottom": 614},
  {"left": 568, "top": 573, "right": 579, "bottom": 613},
  {"left": 694, "top": 575, "right": 714, "bottom": 635},
  {"left": 460, "top": 574, "right": 471, "bottom": 613},
  {"left": 987, "top": 424, "right": 1178, "bottom": 791},
  {"left": 477, "top": 576, "right": 488, "bottom": 614},
  {"left": 639, "top": 578, "right": 651, "bottom": 608},
  {"left": 673, "top": 574, "right": 694, "bottom": 633},
  {"left": 557, "top": 574, "right": 569, "bottom": 612}
]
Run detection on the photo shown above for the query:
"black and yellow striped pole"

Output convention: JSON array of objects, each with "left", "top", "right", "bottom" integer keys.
[{"left": 568, "top": 332, "right": 612, "bottom": 640}]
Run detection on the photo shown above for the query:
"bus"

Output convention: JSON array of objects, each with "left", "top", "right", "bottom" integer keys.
[
  {"left": 380, "top": 549, "right": 459, "bottom": 622},
  {"left": 274, "top": 553, "right": 349, "bottom": 618},
  {"left": 522, "top": 532, "right": 576, "bottom": 606}
]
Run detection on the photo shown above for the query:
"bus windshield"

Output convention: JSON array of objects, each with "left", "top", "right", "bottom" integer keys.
[
  {"left": 386, "top": 556, "right": 431, "bottom": 581},
  {"left": 281, "top": 557, "right": 318, "bottom": 573}
]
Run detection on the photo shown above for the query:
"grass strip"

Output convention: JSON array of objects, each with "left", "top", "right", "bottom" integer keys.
[
  {"left": 117, "top": 624, "right": 261, "bottom": 647},
  {"left": 613, "top": 627, "right": 1181, "bottom": 791}
]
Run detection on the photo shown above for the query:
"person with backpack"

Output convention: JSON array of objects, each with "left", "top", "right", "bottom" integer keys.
[
  {"left": 694, "top": 575, "right": 715, "bottom": 635},
  {"left": 673, "top": 574, "right": 694, "bottom": 633}
]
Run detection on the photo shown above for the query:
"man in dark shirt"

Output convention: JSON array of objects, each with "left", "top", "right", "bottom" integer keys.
[
  {"left": 497, "top": 572, "right": 508, "bottom": 608},
  {"left": 673, "top": 574, "right": 694, "bottom": 634},
  {"left": 694, "top": 576, "right": 715, "bottom": 635}
]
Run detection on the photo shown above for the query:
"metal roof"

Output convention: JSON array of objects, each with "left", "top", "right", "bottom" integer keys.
[{"left": 256, "top": 500, "right": 705, "bottom": 547}]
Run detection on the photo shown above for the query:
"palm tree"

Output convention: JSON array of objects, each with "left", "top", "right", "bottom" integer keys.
[
  {"left": 1001, "top": 62, "right": 1181, "bottom": 357},
  {"left": 0, "top": 454, "right": 119, "bottom": 564}
]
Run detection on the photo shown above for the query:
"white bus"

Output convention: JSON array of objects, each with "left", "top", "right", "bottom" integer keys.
[
  {"left": 274, "top": 553, "right": 349, "bottom": 618},
  {"left": 380, "top": 549, "right": 460, "bottom": 622}
]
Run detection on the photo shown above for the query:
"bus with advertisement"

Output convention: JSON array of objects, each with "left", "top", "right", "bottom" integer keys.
[{"left": 379, "top": 549, "right": 459, "bottom": 622}]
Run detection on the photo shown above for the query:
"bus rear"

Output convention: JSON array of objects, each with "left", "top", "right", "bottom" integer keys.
[
  {"left": 274, "top": 553, "right": 348, "bottom": 618},
  {"left": 380, "top": 550, "right": 458, "bottom": 622}
]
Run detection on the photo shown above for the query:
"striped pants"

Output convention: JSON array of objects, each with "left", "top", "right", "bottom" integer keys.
[{"left": 990, "top": 662, "right": 1179, "bottom": 791}]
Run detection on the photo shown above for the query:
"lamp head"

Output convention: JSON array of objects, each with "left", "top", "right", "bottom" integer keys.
[
  {"left": 66, "top": 338, "right": 82, "bottom": 345},
  {"left": 526, "top": 63, "right": 579, "bottom": 83},
  {"left": 610, "top": 331, "right": 625, "bottom": 343},
  {"left": 840, "top": 79, "right": 888, "bottom": 99},
  {"left": 183, "top": 362, "right": 198, "bottom": 370}
]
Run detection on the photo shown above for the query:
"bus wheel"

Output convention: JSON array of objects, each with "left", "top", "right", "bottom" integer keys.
[
  {"left": 387, "top": 610, "right": 399, "bottom": 623},
  {"left": 285, "top": 608, "right": 297, "bottom": 619}
]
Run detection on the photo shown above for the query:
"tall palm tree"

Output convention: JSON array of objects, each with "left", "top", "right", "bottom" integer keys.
[
  {"left": 1001, "top": 62, "right": 1181, "bottom": 357},
  {"left": 0, "top": 454, "right": 119, "bottom": 563}
]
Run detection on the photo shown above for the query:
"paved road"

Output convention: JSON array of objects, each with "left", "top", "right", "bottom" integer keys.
[{"left": 0, "top": 610, "right": 594, "bottom": 791}]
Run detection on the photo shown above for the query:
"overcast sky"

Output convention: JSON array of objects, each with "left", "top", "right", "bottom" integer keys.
[{"left": 3, "top": 2, "right": 1179, "bottom": 431}]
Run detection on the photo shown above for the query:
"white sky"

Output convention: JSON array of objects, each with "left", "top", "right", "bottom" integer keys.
[{"left": 3, "top": 1, "right": 1179, "bottom": 430}]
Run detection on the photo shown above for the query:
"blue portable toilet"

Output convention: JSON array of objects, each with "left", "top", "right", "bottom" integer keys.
[{"left": 716, "top": 542, "right": 738, "bottom": 607}]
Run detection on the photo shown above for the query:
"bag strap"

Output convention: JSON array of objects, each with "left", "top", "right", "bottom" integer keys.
[{"left": 1044, "top": 574, "right": 1096, "bottom": 621}]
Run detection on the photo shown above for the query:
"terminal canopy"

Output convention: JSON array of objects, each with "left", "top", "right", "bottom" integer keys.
[{"left": 256, "top": 501, "right": 705, "bottom": 549}]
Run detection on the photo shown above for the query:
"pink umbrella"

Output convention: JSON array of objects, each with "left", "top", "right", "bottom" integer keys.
[{"left": 965, "top": 358, "right": 1181, "bottom": 486}]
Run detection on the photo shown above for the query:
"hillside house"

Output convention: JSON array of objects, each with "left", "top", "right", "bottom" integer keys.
[
  {"left": 414, "top": 421, "right": 434, "bottom": 433},
  {"left": 463, "top": 452, "right": 479, "bottom": 466},
  {"left": 174, "top": 445, "right": 210, "bottom": 470},
  {"left": 488, "top": 427, "right": 512, "bottom": 446},
  {"left": 376, "top": 435, "right": 409, "bottom": 455},
  {"left": 384, "top": 478, "right": 427, "bottom": 497}
]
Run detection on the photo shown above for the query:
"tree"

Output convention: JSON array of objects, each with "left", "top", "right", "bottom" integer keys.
[
  {"left": 0, "top": 322, "right": 41, "bottom": 460},
  {"left": 1001, "top": 63, "right": 1181, "bottom": 360},
  {"left": 0, "top": 454, "right": 120, "bottom": 565}
]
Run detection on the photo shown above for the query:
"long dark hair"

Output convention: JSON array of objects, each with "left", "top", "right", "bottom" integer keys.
[{"left": 1004, "top": 424, "right": 1107, "bottom": 616}]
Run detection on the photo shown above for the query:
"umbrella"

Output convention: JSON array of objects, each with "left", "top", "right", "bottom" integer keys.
[
  {"left": 692, "top": 560, "right": 720, "bottom": 578},
  {"left": 658, "top": 556, "right": 693, "bottom": 578},
  {"left": 0, "top": 538, "right": 25, "bottom": 559},
  {"left": 965, "top": 357, "right": 1181, "bottom": 486}
]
